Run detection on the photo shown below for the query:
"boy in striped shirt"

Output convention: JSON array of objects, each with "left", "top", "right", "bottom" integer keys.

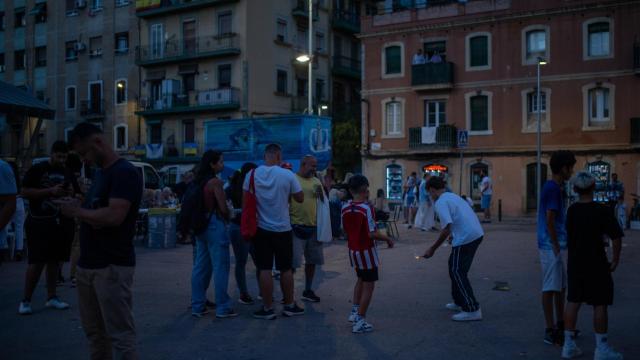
[{"left": 342, "top": 175, "right": 394, "bottom": 333}]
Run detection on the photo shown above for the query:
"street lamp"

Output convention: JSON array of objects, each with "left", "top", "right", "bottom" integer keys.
[
  {"left": 296, "top": 54, "right": 311, "bottom": 63},
  {"left": 293, "top": 0, "right": 314, "bottom": 115},
  {"left": 536, "top": 57, "right": 547, "bottom": 212}
]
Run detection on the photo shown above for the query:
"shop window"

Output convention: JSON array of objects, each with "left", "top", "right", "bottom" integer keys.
[{"left": 386, "top": 164, "right": 403, "bottom": 200}]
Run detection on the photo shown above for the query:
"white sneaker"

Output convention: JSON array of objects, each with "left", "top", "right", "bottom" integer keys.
[
  {"left": 352, "top": 318, "right": 374, "bottom": 333},
  {"left": 561, "top": 342, "right": 583, "bottom": 359},
  {"left": 45, "top": 297, "right": 70, "bottom": 310},
  {"left": 18, "top": 301, "right": 33, "bottom": 315},
  {"left": 451, "top": 309, "right": 482, "bottom": 322},
  {"left": 445, "top": 303, "right": 461, "bottom": 311},
  {"left": 348, "top": 309, "right": 358, "bottom": 323},
  {"left": 594, "top": 346, "right": 623, "bottom": 360}
]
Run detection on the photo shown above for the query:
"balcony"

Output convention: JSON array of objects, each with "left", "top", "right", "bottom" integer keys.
[
  {"left": 292, "top": 0, "right": 319, "bottom": 22},
  {"left": 332, "top": 10, "right": 360, "bottom": 33},
  {"left": 135, "top": 0, "right": 239, "bottom": 19},
  {"left": 332, "top": 56, "right": 361, "bottom": 79},
  {"left": 631, "top": 118, "right": 640, "bottom": 146},
  {"left": 409, "top": 125, "right": 457, "bottom": 150},
  {"left": 411, "top": 62, "right": 454, "bottom": 91},
  {"left": 136, "top": 88, "right": 240, "bottom": 116},
  {"left": 80, "top": 100, "right": 106, "bottom": 120},
  {"left": 136, "top": 34, "right": 240, "bottom": 66},
  {"left": 634, "top": 43, "right": 640, "bottom": 76}
]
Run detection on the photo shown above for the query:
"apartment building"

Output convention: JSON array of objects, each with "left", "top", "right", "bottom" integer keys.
[
  {"left": 360, "top": 0, "right": 640, "bottom": 216},
  {"left": 0, "top": 0, "right": 139, "bottom": 158},
  {"left": 134, "top": 0, "right": 361, "bottom": 161}
]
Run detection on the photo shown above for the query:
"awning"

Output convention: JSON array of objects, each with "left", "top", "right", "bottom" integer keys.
[
  {"left": 0, "top": 80, "right": 54, "bottom": 119},
  {"left": 178, "top": 64, "right": 198, "bottom": 75},
  {"left": 29, "top": 3, "right": 46, "bottom": 16},
  {"left": 145, "top": 70, "right": 166, "bottom": 81}
]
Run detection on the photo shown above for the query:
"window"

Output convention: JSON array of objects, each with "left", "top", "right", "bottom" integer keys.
[
  {"left": 15, "top": 8, "right": 26, "bottom": 28},
  {"left": 527, "top": 30, "right": 546, "bottom": 57},
  {"left": 588, "top": 22, "right": 610, "bottom": 57},
  {"left": 183, "top": 120, "right": 195, "bottom": 143},
  {"left": 470, "top": 95, "right": 488, "bottom": 131},
  {"left": 149, "top": 123, "right": 162, "bottom": 144},
  {"left": 150, "top": 24, "right": 164, "bottom": 59},
  {"left": 384, "top": 45, "right": 402, "bottom": 75},
  {"left": 65, "top": 41, "right": 78, "bottom": 61},
  {"left": 316, "top": 79, "right": 325, "bottom": 102},
  {"left": 115, "top": 32, "right": 129, "bottom": 53},
  {"left": 218, "top": 11, "right": 232, "bottom": 35},
  {"left": 115, "top": 79, "right": 127, "bottom": 104},
  {"left": 92, "top": 0, "right": 103, "bottom": 10},
  {"left": 276, "top": 19, "right": 287, "bottom": 42},
  {"left": 423, "top": 41, "right": 446, "bottom": 61},
  {"left": 0, "top": 12, "right": 5, "bottom": 31},
  {"left": 34, "top": 3, "right": 47, "bottom": 24},
  {"left": 89, "top": 36, "right": 103, "bottom": 57},
  {"left": 14, "top": 50, "right": 26, "bottom": 70},
  {"left": 65, "top": 86, "right": 77, "bottom": 110},
  {"left": 116, "top": 0, "right": 130, "bottom": 6},
  {"left": 297, "top": 26, "right": 307, "bottom": 52},
  {"left": 384, "top": 100, "right": 403, "bottom": 136},
  {"left": 218, "top": 64, "right": 231, "bottom": 88},
  {"left": 316, "top": 32, "right": 325, "bottom": 52},
  {"left": 183, "top": 19, "right": 197, "bottom": 54},
  {"left": 276, "top": 70, "right": 288, "bottom": 94},
  {"left": 35, "top": 47, "right": 46, "bottom": 67},
  {"left": 65, "top": 0, "right": 77, "bottom": 15},
  {"left": 0, "top": 54, "right": 4, "bottom": 72},
  {"left": 425, "top": 100, "right": 446, "bottom": 127},
  {"left": 521, "top": 88, "right": 551, "bottom": 133},
  {"left": 296, "top": 77, "right": 307, "bottom": 97},
  {"left": 114, "top": 124, "right": 127, "bottom": 151},
  {"left": 468, "top": 34, "right": 490, "bottom": 69},
  {"left": 182, "top": 74, "right": 195, "bottom": 92},
  {"left": 527, "top": 91, "right": 546, "bottom": 114},
  {"left": 588, "top": 87, "right": 610, "bottom": 124}
]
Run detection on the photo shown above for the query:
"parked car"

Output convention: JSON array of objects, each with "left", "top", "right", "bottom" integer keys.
[{"left": 131, "top": 161, "right": 163, "bottom": 191}]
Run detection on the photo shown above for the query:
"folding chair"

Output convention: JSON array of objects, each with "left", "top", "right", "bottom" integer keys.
[{"left": 379, "top": 205, "right": 401, "bottom": 241}]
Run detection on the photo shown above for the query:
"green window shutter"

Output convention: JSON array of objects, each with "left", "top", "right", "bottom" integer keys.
[
  {"left": 470, "top": 95, "right": 488, "bottom": 131},
  {"left": 385, "top": 46, "right": 401, "bottom": 74},
  {"left": 470, "top": 36, "right": 488, "bottom": 67}
]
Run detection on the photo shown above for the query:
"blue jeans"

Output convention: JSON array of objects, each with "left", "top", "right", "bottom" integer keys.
[
  {"left": 228, "top": 222, "right": 256, "bottom": 295},
  {"left": 191, "top": 215, "right": 231, "bottom": 315}
]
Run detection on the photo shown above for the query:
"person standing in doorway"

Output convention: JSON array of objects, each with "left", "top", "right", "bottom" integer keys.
[
  {"left": 61, "top": 123, "right": 143, "bottom": 359},
  {"left": 423, "top": 176, "right": 484, "bottom": 322},
  {"left": 538, "top": 150, "right": 576, "bottom": 346},
  {"left": 480, "top": 170, "right": 492, "bottom": 223},
  {"left": 246, "top": 144, "right": 305, "bottom": 320},
  {"left": 291, "top": 155, "right": 325, "bottom": 303}
]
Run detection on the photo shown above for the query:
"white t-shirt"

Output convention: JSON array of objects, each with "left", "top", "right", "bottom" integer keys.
[
  {"left": 243, "top": 165, "right": 302, "bottom": 232},
  {"left": 481, "top": 176, "right": 493, "bottom": 195},
  {"left": 434, "top": 192, "right": 484, "bottom": 247}
]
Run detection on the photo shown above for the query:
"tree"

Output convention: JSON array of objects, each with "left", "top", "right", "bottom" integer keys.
[{"left": 332, "top": 119, "right": 361, "bottom": 177}]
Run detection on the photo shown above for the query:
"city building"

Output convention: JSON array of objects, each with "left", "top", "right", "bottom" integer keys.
[
  {"left": 0, "top": 0, "right": 140, "bottom": 159},
  {"left": 359, "top": 0, "right": 640, "bottom": 216}
]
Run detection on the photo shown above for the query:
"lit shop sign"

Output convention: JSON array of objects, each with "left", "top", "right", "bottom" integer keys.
[{"left": 423, "top": 164, "right": 448, "bottom": 173}]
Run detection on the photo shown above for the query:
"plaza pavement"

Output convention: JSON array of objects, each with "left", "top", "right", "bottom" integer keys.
[{"left": 0, "top": 219, "right": 638, "bottom": 360}]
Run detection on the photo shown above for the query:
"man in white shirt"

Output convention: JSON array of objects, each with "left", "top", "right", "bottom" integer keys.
[
  {"left": 423, "top": 176, "right": 484, "bottom": 322},
  {"left": 480, "top": 171, "right": 492, "bottom": 223},
  {"left": 412, "top": 49, "right": 426, "bottom": 65},
  {"left": 243, "top": 144, "right": 304, "bottom": 320}
]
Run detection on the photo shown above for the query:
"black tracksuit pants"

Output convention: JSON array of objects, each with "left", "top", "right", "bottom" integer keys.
[{"left": 448, "top": 237, "right": 483, "bottom": 312}]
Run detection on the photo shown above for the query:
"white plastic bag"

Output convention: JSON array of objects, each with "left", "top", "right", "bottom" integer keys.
[{"left": 317, "top": 191, "right": 332, "bottom": 243}]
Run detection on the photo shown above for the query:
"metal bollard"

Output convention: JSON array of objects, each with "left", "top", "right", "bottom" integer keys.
[{"left": 498, "top": 199, "right": 502, "bottom": 222}]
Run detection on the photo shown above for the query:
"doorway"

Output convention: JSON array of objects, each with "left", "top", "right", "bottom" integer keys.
[{"left": 469, "top": 163, "right": 488, "bottom": 211}]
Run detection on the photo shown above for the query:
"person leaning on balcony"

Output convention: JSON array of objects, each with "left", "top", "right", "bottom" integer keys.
[
  {"left": 412, "top": 49, "right": 426, "bottom": 65},
  {"left": 430, "top": 50, "right": 443, "bottom": 63}
]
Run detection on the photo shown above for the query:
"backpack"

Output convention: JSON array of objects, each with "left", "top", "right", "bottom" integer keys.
[{"left": 178, "top": 178, "right": 213, "bottom": 236}]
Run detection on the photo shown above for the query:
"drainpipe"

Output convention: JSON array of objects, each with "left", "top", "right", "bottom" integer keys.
[{"left": 361, "top": 98, "right": 370, "bottom": 155}]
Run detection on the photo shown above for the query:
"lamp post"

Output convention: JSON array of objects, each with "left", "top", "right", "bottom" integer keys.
[{"left": 536, "top": 57, "right": 547, "bottom": 212}]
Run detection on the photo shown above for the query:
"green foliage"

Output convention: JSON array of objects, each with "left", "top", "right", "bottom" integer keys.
[{"left": 332, "top": 119, "right": 361, "bottom": 176}]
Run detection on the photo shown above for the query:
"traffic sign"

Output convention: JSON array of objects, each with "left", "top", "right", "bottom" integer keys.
[{"left": 457, "top": 130, "right": 468, "bottom": 148}]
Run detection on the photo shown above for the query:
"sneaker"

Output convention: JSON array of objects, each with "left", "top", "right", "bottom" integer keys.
[
  {"left": 451, "top": 309, "right": 482, "bottom": 322},
  {"left": 70, "top": 277, "right": 77, "bottom": 288},
  {"left": 561, "top": 342, "right": 583, "bottom": 359},
  {"left": 18, "top": 301, "right": 32, "bottom": 315},
  {"left": 45, "top": 297, "right": 70, "bottom": 310},
  {"left": 238, "top": 294, "right": 255, "bottom": 305},
  {"left": 282, "top": 303, "right": 305, "bottom": 317},
  {"left": 216, "top": 309, "right": 239, "bottom": 319},
  {"left": 253, "top": 308, "right": 276, "bottom": 320},
  {"left": 206, "top": 300, "right": 216, "bottom": 308},
  {"left": 594, "top": 346, "right": 623, "bottom": 360},
  {"left": 348, "top": 309, "right": 359, "bottom": 323},
  {"left": 191, "top": 309, "right": 210, "bottom": 318},
  {"left": 352, "top": 318, "right": 374, "bottom": 333},
  {"left": 302, "top": 290, "right": 320, "bottom": 303},
  {"left": 544, "top": 328, "right": 555, "bottom": 345},
  {"left": 445, "top": 303, "right": 461, "bottom": 311}
]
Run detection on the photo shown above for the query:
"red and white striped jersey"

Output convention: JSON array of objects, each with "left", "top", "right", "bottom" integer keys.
[{"left": 341, "top": 201, "right": 379, "bottom": 269}]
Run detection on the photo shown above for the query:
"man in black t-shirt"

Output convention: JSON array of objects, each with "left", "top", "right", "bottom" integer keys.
[
  {"left": 18, "top": 141, "right": 79, "bottom": 315},
  {"left": 61, "top": 123, "right": 142, "bottom": 360},
  {"left": 562, "top": 171, "right": 624, "bottom": 360}
]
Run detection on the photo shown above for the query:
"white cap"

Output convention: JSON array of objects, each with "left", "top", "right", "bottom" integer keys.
[{"left": 571, "top": 171, "right": 596, "bottom": 190}]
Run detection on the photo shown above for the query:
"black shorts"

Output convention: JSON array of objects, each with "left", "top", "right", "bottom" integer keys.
[
  {"left": 355, "top": 267, "right": 379, "bottom": 282},
  {"left": 253, "top": 228, "right": 293, "bottom": 271},
  {"left": 567, "top": 268, "right": 613, "bottom": 306},
  {"left": 25, "top": 216, "right": 75, "bottom": 265}
]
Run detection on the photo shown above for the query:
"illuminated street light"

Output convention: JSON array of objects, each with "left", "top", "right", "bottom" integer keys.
[{"left": 296, "top": 54, "right": 311, "bottom": 63}]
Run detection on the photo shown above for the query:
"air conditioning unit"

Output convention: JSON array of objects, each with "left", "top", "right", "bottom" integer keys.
[
  {"left": 74, "top": 42, "right": 87, "bottom": 52},
  {"left": 76, "top": 0, "right": 87, "bottom": 9}
]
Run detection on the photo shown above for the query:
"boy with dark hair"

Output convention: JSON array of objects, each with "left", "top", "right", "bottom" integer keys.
[
  {"left": 561, "top": 171, "right": 623, "bottom": 360},
  {"left": 538, "top": 150, "right": 576, "bottom": 344},
  {"left": 342, "top": 174, "right": 394, "bottom": 333}
]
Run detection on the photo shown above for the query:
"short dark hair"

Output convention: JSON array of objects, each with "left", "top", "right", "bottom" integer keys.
[
  {"left": 69, "top": 122, "right": 103, "bottom": 146},
  {"left": 426, "top": 176, "right": 446, "bottom": 190},
  {"left": 264, "top": 143, "right": 282, "bottom": 155},
  {"left": 51, "top": 140, "right": 69, "bottom": 154},
  {"left": 348, "top": 174, "right": 369, "bottom": 194},
  {"left": 549, "top": 150, "right": 576, "bottom": 174}
]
